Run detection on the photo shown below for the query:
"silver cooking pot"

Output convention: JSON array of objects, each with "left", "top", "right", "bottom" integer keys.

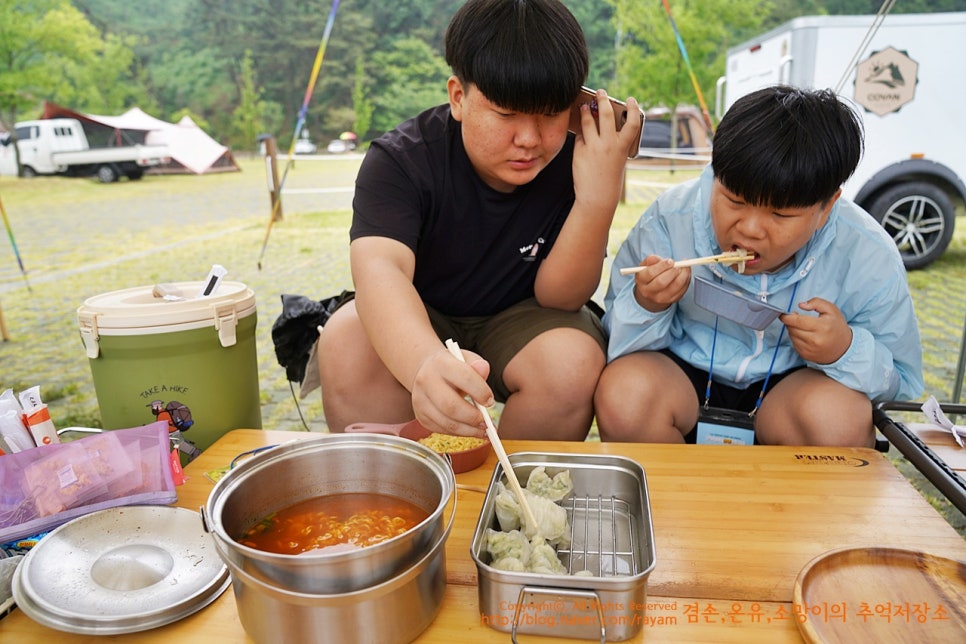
[
  {"left": 202, "top": 433, "right": 455, "bottom": 595},
  {"left": 210, "top": 514, "right": 450, "bottom": 644}
]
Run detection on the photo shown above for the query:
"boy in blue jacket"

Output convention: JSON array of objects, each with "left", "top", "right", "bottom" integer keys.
[{"left": 596, "top": 85, "right": 923, "bottom": 446}]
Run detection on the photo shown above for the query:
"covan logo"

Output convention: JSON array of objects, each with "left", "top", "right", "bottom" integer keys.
[
  {"left": 794, "top": 454, "right": 870, "bottom": 467},
  {"left": 854, "top": 46, "right": 918, "bottom": 116}
]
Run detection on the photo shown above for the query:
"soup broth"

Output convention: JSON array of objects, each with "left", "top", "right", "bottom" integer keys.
[{"left": 236, "top": 492, "right": 429, "bottom": 555}]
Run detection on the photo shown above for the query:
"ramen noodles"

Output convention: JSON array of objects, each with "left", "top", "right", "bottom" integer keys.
[
  {"left": 237, "top": 492, "right": 429, "bottom": 555},
  {"left": 418, "top": 433, "right": 487, "bottom": 453}
]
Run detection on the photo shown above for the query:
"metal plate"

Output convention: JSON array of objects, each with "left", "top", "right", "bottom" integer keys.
[{"left": 12, "top": 506, "right": 229, "bottom": 634}]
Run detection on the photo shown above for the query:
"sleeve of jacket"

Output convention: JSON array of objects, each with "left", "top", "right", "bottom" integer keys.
[
  {"left": 602, "top": 206, "right": 678, "bottom": 362},
  {"left": 806, "top": 268, "right": 924, "bottom": 401}
]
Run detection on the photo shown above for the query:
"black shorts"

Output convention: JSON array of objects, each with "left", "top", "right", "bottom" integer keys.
[
  {"left": 661, "top": 349, "right": 802, "bottom": 442},
  {"left": 426, "top": 298, "right": 606, "bottom": 402}
]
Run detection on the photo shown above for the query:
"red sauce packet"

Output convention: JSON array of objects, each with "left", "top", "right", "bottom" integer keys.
[{"left": 169, "top": 448, "right": 187, "bottom": 486}]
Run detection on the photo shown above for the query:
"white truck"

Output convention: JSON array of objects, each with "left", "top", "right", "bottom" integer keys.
[
  {"left": 717, "top": 11, "right": 966, "bottom": 269},
  {"left": 0, "top": 118, "right": 170, "bottom": 183}
]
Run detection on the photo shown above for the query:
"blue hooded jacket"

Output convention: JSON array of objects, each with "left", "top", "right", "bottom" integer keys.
[{"left": 603, "top": 166, "right": 924, "bottom": 401}]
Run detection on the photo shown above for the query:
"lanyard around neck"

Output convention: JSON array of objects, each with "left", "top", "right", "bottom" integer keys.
[{"left": 704, "top": 281, "right": 799, "bottom": 416}]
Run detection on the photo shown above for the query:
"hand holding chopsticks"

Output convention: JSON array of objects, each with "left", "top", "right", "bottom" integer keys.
[
  {"left": 619, "top": 249, "right": 755, "bottom": 275},
  {"left": 444, "top": 339, "right": 537, "bottom": 529}
]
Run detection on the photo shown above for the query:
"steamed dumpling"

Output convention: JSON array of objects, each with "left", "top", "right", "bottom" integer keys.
[
  {"left": 486, "top": 467, "right": 577, "bottom": 575},
  {"left": 527, "top": 537, "right": 568, "bottom": 575},
  {"left": 525, "top": 466, "right": 573, "bottom": 502},
  {"left": 492, "top": 481, "right": 570, "bottom": 546},
  {"left": 485, "top": 528, "right": 530, "bottom": 563}
]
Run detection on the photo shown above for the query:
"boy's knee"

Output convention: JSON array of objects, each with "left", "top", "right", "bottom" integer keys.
[
  {"left": 594, "top": 373, "right": 651, "bottom": 441},
  {"left": 519, "top": 330, "right": 604, "bottom": 395},
  {"left": 758, "top": 380, "right": 872, "bottom": 446}
]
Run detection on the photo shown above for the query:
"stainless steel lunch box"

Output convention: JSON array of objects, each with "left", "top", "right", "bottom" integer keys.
[{"left": 471, "top": 452, "right": 656, "bottom": 642}]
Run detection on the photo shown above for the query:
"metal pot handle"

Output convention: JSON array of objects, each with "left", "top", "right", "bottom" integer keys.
[
  {"left": 510, "top": 585, "right": 606, "bottom": 644},
  {"left": 343, "top": 421, "right": 412, "bottom": 435}
]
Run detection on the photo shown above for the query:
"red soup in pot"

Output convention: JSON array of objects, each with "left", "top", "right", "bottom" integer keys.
[{"left": 236, "top": 493, "right": 430, "bottom": 555}]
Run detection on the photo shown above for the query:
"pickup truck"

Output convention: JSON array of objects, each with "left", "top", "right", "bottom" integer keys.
[{"left": 0, "top": 118, "right": 170, "bottom": 183}]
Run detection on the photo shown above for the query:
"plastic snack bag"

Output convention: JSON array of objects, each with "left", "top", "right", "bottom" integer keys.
[{"left": 0, "top": 421, "right": 176, "bottom": 543}]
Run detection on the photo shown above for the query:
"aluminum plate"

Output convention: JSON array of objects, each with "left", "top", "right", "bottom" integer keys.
[{"left": 12, "top": 505, "right": 229, "bottom": 634}]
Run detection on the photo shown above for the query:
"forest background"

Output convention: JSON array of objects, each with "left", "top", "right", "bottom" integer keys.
[{"left": 1, "top": 0, "right": 965, "bottom": 153}]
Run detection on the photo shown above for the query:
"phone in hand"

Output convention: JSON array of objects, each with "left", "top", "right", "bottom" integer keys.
[{"left": 568, "top": 86, "right": 644, "bottom": 158}]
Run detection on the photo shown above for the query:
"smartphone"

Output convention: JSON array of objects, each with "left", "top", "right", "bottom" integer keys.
[{"left": 568, "top": 86, "right": 644, "bottom": 158}]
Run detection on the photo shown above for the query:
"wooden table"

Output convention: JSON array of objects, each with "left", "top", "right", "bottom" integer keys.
[
  {"left": 875, "top": 401, "right": 966, "bottom": 513},
  {"left": 4, "top": 429, "right": 966, "bottom": 643}
]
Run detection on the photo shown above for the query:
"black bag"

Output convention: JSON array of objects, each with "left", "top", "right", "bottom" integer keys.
[{"left": 271, "top": 291, "right": 354, "bottom": 383}]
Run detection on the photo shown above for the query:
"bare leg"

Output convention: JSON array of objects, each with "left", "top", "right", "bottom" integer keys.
[
  {"left": 318, "top": 301, "right": 414, "bottom": 432},
  {"left": 594, "top": 352, "right": 699, "bottom": 443},
  {"left": 497, "top": 328, "right": 603, "bottom": 440},
  {"left": 755, "top": 368, "right": 873, "bottom": 446}
]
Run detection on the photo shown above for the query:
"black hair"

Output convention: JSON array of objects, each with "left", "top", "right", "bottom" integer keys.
[
  {"left": 712, "top": 85, "right": 864, "bottom": 208},
  {"left": 444, "top": 0, "right": 588, "bottom": 114}
]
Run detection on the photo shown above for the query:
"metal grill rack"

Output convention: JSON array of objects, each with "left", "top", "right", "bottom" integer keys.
[{"left": 556, "top": 495, "right": 638, "bottom": 577}]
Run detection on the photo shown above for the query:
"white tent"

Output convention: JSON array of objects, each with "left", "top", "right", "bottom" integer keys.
[{"left": 41, "top": 102, "right": 238, "bottom": 175}]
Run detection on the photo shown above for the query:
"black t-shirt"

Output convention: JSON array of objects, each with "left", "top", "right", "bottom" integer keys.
[{"left": 351, "top": 104, "right": 576, "bottom": 317}]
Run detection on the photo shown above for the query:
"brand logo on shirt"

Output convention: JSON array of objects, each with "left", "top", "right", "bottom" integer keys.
[{"left": 520, "top": 237, "right": 545, "bottom": 262}]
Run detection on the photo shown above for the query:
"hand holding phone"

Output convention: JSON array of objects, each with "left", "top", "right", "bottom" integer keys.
[{"left": 568, "top": 87, "right": 644, "bottom": 158}]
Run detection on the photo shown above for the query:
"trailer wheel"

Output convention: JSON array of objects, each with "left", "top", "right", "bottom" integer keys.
[
  {"left": 125, "top": 169, "right": 144, "bottom": 181},
  {"left": 20, "top": 166, "right": 37, "bottom": 178},
  {"left": 96, "top": 164, "right": 119, "bottom": 183},
  {"left": 867, "top": 181, "right": 955, "bottom": 270}
]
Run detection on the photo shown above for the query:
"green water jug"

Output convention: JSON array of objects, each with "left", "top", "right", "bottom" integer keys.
[{"left": 77, "top": 280, "right": 262, "bottom": 453}]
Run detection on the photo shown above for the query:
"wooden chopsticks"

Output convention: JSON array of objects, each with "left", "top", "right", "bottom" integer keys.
[
  {"left": 619, "top": 250, "right": 755, "bottom": 275},
  {"left": 444, "top": 339, "right": 538, "bottom": 529}
]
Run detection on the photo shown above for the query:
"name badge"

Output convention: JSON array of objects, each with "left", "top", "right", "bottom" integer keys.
[
  {"left": 696, "top": 407, "right": 755, "bottom": 445},
  {"left": 696, "top": 422, "right": 754, "bottom": 445}
]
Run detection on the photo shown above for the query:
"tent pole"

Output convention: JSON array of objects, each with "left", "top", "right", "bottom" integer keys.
[
  {"left": 263, "top": 136, "right": 283, "bottom": 223},
  {"left": 257, "top": 0, "right": 341, "bottom": 269},
  {"left": 0, "top": 300, "right": 9, "bottom": 342}
]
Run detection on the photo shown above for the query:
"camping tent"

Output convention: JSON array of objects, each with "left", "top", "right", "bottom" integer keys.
[{"left": 40, "top": 102, "right": 239, "bottom": 175}]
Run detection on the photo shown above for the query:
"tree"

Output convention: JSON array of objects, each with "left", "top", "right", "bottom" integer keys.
[
  {"left": 351, "top": 58, "right": 374, "bottom": 144},
  {"left": 230, "top": 50, "right": 277, "bottom": 152},
  {"left": 609, "top": 0, "right": 764, "bottom": 123},
  {"left": 0, "top": 0, "right": 140, "bottom": 174},
  {"left": 57, "top": 0, "right": 966, "bottom": 148},
  {"left": 355, "top": 0, "right": 464, "bottom": 52},
  {"left": 365, "top": 38, "right": 450, "bottom": 137},
  {"left": 565, "top": 0, "right": 619, "bottom": 87},
  {"left": 48, "top": 32, "right": 149, "bottom": 113},
  {"left": 148, "top": 48, "right": 238, "bottom": 132},
  {"left": 761, "top": 0, "right": 827, "bottom": 32}
]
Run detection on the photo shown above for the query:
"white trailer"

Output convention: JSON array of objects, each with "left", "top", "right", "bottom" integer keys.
[
  {"left": 717, "top": 11, "right": 966, "bottom": 269},
  {"left": 0, "top": 118, "right": 170, "bottom": 183}
]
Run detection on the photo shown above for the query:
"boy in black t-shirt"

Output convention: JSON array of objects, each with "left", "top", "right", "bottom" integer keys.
[{"left": 318, "top": 0, "right": 641, "bottom": 439}]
